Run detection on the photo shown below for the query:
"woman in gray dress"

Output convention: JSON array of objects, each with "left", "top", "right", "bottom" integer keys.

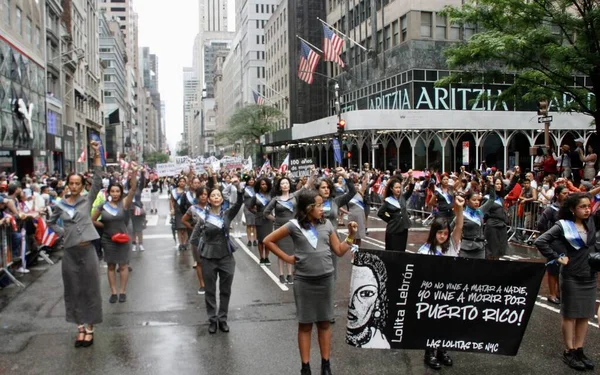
[
  {"left": 183, "top": 186, "right": 209, "bottom": 294},
  {"left": 458, "top": 176, "right": 495, "bottom": 259},
  {"left": 243, "top": 177, "right": 257, "bottom": 246},
  {"left": 347, "top": 172, "right": 370, "bottom": 246},
  {"left": 129, "top": 169, "right": 146, "bottom": 252},
  {"left": 264, "top": 189, "right": 358, "bottom": 375},
  {"left": 264, "top": 177, "right": 301, "bottom": 284},
  {"left": 48, "top": 140, "right": 103, "bottom": 348},
  {"left": 535, "top": 193, "right": 597, "bottom": 371},
  {"left": 170, "top": 176, "right": 188, "bottom": 252},
  {"left": 92, "top": 166, "right": 138, "bottom": 304},
  {"left": 248, "top": 177, "right": 273, "bottom": 265}
]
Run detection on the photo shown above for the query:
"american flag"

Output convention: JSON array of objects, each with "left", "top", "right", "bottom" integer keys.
[
  {"left": 35, "top": 217, "right": 58, "bottom": 247},
  {"left": 322, "top": 25, "right": 345, "bottom": 67},
  {"left": 4, "top": 214, "right": 17, "bottom": 231},
  {"left": 297, "top": 40, "right": 320, "bottom": 84},
  {"left": 253, "top": 90, "right": 265, "bottom": 105}
]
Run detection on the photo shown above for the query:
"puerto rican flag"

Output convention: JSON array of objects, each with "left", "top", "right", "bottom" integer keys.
[
  {"left": 279, "top": 154, "right": 290, "bottom": 173},
  {"left": 35, "top": 217, "right": 58, "bottom": 247},
  {"left": 77, "top": 149, "right": 86, "bottom": 163},
  {"left": 4, "top": 214, "right": 18, "bottom": 231}
]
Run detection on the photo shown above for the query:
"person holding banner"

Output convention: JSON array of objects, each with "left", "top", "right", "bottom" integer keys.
[
  {"left": 198, "top": 177, "right": 244, "bottom": 334},
  {"left": 377, "top": 171, "right": 415, "bottom": 251},
  {"left": 263, "top": 189, "right": 358, "bottom": 375},
  {"left": 170, "top": 177, "right": 189, "bottom": 252},
  {"left": 91, "top": 165, "right": 138, "bottom": 304},
  {"left": 184, "top": 186, "right": 209, "bottom": 294},
  {"left": 47, "top": 140, "right": 103, "bottom": 348},
  {"left": 242, "top": 177, "right": 258, "bottom": 247},
  {"left": 483, "top": 174, "right": 519, "bottom": 260},
  {"left": 416, "top": 195, "right": 465, "bottom": 369},
  {"left": 535, "top": 193, "right": 597, "bottom": 371},
  {"left": 249, "top": 177, "right": 273, "bottom": 265}
]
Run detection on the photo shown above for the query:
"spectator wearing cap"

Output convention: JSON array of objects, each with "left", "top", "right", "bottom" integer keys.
[{"left": 555, "top": 144, "right": 573, "bottom": 180}]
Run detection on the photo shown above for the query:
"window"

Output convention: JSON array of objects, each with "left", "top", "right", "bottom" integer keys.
[
  {"left": 464, "top": 24, "right": 476, "bottom": 40},
  {"left": 104, "top": 91, "right": 113, "bottom": 97},
  {"left": 15, "top": 6, "right": 21, "bottom": 34},
  {"left": 261, "top": 4, "right": 264, "bottom": 13},
  {"left": 449, "top": 22, "right": 460, "bottom": 40},
  {"left": 392, "top": 20, "right": 399, "bottom": 46},
  {"left": 377, "top": 30, "right": 383, "bottom": 52},
  {"left": 257, "top": 67, "right": 260, "bottom": 78},
  {"left": 421, "top": 12, "right": 432, "bottom": 37},
  {"left": 35, "top": 26, "right": 40, "bottom": 49},
  {"left": 103, "top": 74, "right": 112, "bottom": 82},
  {"left": 384, "top": 25, "right": 391, "bottom": 50},
  {"left": 110, "top": 7, "right": 126, "bottom": 11},
  {"left": 256, "top": 20, "right": 259, "bottom": 28},
  {"left": 400, "top": 16, "right": 407, "bottom": 42},
  {"left": 256, "top": 35, "right": 259, "bottom": 44},
  {"left": 26, "top": 17, "right": 31, "bottom": 42},
  {"left": 3, "top": 0, "right": 10, "bottom": 25},
  {"left": 256, "top": 4, "right": 259, "bottom": 13},
  {"left": 436, "top": 15, "right": 447, "bottom": 39}
]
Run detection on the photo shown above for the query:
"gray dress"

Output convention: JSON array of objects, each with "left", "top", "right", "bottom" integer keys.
[
  {"left": 100, "top": 201, "right": 131, "bottom": 264},
  {"left": 264, "top": 194, "right": 299, "bottom": 255},
  {"left": 242, "top": 186, "right": 256, "bottom": 226},
  {"left": 347, "top": 193, "right": 367, "bottom": 240},
  {"left": 48, "top": 166, "right": 103, "bottom": 325},
  {"left": 249, "top": 192, "right": 273, "bottom": 242},
  {"left": 285, "top": 219, "right": 336, "bottom": 323},
  {"left": 186, "top": 205, "right": 207, "bottom": 262},
  {"left": 171, "top": 188, "right": 187, "bottom": 230}
]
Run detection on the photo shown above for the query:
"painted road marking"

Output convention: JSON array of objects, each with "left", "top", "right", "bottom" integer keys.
[
  {"left": 146, "top": 215, "right": 159, "bottom": 226},
  {"left": 234, "top": 238, "right": 289, "bottom": 292}
]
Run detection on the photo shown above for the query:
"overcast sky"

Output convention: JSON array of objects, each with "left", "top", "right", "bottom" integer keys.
[{"left": 135, "top": 1, "right": 235, "bottom": 151}]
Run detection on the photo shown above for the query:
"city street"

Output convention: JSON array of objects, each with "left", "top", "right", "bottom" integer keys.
[{"left": 0, "top": 195, "right": 599, "bottom": 375}]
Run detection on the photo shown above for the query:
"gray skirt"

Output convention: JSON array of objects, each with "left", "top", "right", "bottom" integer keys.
[
  {"left": 256, "top": 222, "right": 273, "bottom": 243},
  {"left": 102, "top": 235, "right": 131, "bottom": 264},
  {"left": 243, "top": 207, "right": 256, "bottom": 226},
  {"left": 62, "top": 244, "right": 103, "bottom": 325},
  {"left": 459, "top": 247, "right": 486, "bottom": 259},
  {"left": 131, "top": 214, "right": 145, "bottom": 233},
  {"left": 274, "top": 223, "right": 293, "bottom": 254},
  {"left": 560, "top": 275, "right": 597, "bottom": 318},
  {"left": 175, "top": 210, "right": 186, "bottom": 230},
  {"left": 485, "top": 225, "right": 507, "bottom": 258},
  {"left": 294, "top": 273, "right": 334, "bottom": 323},
  {"left": 348, "top": 207, "right": 366, "bottom": 240}
]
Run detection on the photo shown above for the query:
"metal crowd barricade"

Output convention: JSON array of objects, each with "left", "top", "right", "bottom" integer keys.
[
  {"left": 507, "top": 201, "right": 543, "bottom": 245},
  {"left": 0, "top": 227, "right": 25, "bottom": 288}
]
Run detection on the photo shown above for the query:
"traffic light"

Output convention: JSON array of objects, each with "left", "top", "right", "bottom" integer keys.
[
  {"left": 537, "top": 100, "right": 548, "bottom": 116},
  {"left": 337, "top": 119, "right": 346, "bottom": 134}
]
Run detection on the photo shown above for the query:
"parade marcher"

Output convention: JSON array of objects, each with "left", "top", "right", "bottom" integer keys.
[
  {"left": 263, "top": 189, "right": 358, "bottom": 375},
  {"left": 264, "top": 176, "right": 304, "bottom": 284},
  {"left": 198, "top": 177, "right": 244, "bottom": 334},
  {"left": 535, "top": 193, "right": 597, "bottom": 371},
  {"left": 170, "top": 176, "right": 189, "bottom": 251},
  {"left": 346, "top": 172, "right": 370, "bottom": 247},
  {"left": 91, "top": 165, "right": 138, "bottom": 304},
  {"left": 483, "top": 174, "right": 518, "bottom": 260},
  {"left": 417, "top": 195, "right": 465, "bottom": 369},
  {"left": 130, "top": 169, "right": 147, "bottom": 252},
  {"left": 333, "top": 175, "right": 347, "bottom": 225},
  {"left": 249, "top": 177, "right": 273, "bottom": 265},
  {"left": 459, "top": 176, "right": 495, "bottom": 259},
  {"left": 183, "top": 186, "right": 209, "bottom": 294},
  {"left": 47, "top": 140, "right": 103, "bottom": 348},
  {"left": 147, "top": 174, "right": 160, "bottom": 214},
  {"left": 536, "top": 185, "right": 569, "bottom": 305},
  {"left": 377, "top": 171, "right": 414, "bottom": 251},
  {"left": 242, "top": 176, "right": 258, "bottom": 247},
  {"left": 429, "top": 173, "right": 454, "bottom": 219}
]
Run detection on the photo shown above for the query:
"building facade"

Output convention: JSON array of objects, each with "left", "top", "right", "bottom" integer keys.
[
  {"left": 261, "top": 0, "right": 595, "bottom": 173},
  {"left": 0, "top": 0, "right": 47, "bottom": 175},
  {"left": 183, "top": 66, "right": 199, "bottom": 155}
]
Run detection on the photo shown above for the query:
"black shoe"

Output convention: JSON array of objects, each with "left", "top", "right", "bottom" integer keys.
[
  {"left": 219, "top": 321, "right": 230, "bottom": 333},
  {"left": 80, "top": 329, "right": 94, "bottom": 348},
  {"left": 437, "top": 350, "right": 453, "bottom": 366},
  {"left": 247, "top": 241, "right": 252, "bottom": 246},
  {"left": 576, "top": 348, "right": 594, "bottom": 370},
  {"left": 287, "top": 275, "right": 294, "bottom": 285},
  {"left": 208, "top": 322, "right": 218, "bottom": 334},
  {"left": 301, "top": 363, "right": 311, "bottom": 375},
  {"left": 264, "top": 257, "right": 271, "bottom": 266},
  {"left": 253, "top": 240, "right": 258, "bottom": 246},
  {"left": 118, "top": 293, "right": 127, "bottom": 303},
  {"left": 109, "top": 294, "right": 118, "bottom": 304},
  {"left": 563, "top": 349, "right": 586, "bottom": 371},
  {"left": 329, "top": 318, "right": 336, "bottom": 324},
  {"left": 547, "top": 296, "right": 560, "bottom": 305},
  {"left": 259, "top": 258, "right": 265, "bottom": 265},
  {"left": 279, "top": 275, "right": 285, "bottom": 284},
  {"left": 424, "top": 349, "right": 442, "bottom": 370},
  {"left": 321, "top": 359, "right": 331, "bottom": 375}
]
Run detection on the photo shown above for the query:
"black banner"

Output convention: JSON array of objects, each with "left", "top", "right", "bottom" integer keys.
[
  {"left": 289, "top": 158, "right": 315, "bottom": 178},
  {"left": 346, "top": 250, "right": 545, "bottom": 356}
]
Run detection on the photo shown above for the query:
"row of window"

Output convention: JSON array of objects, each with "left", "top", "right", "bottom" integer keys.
[
  {"left": 265, "top": 6, "right": 287, "bottom": 41},
  {"left": 256, "top": 4, "right": 276, "bottom": 14},
  {"left": 265, "top": 30, "right": 287, "bottom": 61},
  {"left": 2, "top": 0, "right": 42, "bottom": 50},
  {"left": 266, "top": 53, "right": 287, "bottom": 82}
]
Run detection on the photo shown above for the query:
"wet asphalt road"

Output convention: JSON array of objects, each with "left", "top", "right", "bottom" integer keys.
[{"left": 0, "top": 196, "right": 600, "bottom": 375}]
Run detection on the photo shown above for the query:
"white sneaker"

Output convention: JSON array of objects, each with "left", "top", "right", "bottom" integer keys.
[
  {"left": 17, "top": 267, "right": 30, "bottom": 274},
  {"left": 132, "top": 245, "right": 137, "bottom": 252},
  {"left": 139, "top": 244, "right": 145, "bottom": 251}
]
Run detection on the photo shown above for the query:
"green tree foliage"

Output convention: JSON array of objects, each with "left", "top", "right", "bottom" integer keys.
[
  {"left": 216, "top": 105, "right": 284, "bottom": 156},
  {"left": 143, "top": 151, "right": 170, "bottom": 167},
  {"left": 439, "top": 0, "right": 599, "bottom": 138},
  {"left": 176, "top": 148, "right": 189, "bottom": 156}
]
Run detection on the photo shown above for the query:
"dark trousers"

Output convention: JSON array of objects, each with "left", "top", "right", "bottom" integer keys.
[
  {"left": 385, "top": 230, "right": 409, "bottom": 251},
  {"left": 201, "top": 255, "right": 235, "bottom": 323}
]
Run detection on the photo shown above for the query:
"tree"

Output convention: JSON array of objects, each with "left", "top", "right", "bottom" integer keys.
[
  {"left": 216, "top": 105, "right": 284, "bottom": 157},
  {"left": 143, "top": 151, "right": 170, "bottom": 167},
  {"left": 439, "top": 0, "right": 599, "bottom": 145},
  {"left": 176, "top": 147, "right": 189, "bottom": 156}
]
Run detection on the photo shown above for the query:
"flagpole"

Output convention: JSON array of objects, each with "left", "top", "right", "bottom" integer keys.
[
  {"left": 250, "top": 87, "right": 276, "bottom": 105},
  {"left": 317, "top": 17, "right": 369, "bottom": 52},
  {"left": 260, "top": 80, "right": 289, "bottom": 102},
  {"left": 296, "top": 35, "right": 323, "bottom": 54}
]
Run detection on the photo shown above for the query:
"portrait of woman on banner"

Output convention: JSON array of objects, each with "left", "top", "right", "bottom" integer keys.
[{"left": 347, "top": 251, "right": 390, "bottom": 349}]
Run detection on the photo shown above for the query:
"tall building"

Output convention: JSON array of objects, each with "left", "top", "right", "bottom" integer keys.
[
  {"left": 183, "top": 67, "right": 199, "bottom": 155},
  {"left": 140, "top": 46, "right": 161, "bottom": 153},
  {"left": 0, "top": 0, "right": 47, "bottom": 175},
  {"left": 199, "top": 0, "right": 229, "bottom": 33},
  {"left": 99, "top": 11, "right": 128, "bottom": 162}
]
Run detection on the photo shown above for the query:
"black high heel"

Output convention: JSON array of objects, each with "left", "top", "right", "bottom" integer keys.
[
  {"left": 80, "top": 327, "right": 94, "bottom": 348},
  {"left": 74, "top": 325, "right": 85, "bottom": 347}
]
